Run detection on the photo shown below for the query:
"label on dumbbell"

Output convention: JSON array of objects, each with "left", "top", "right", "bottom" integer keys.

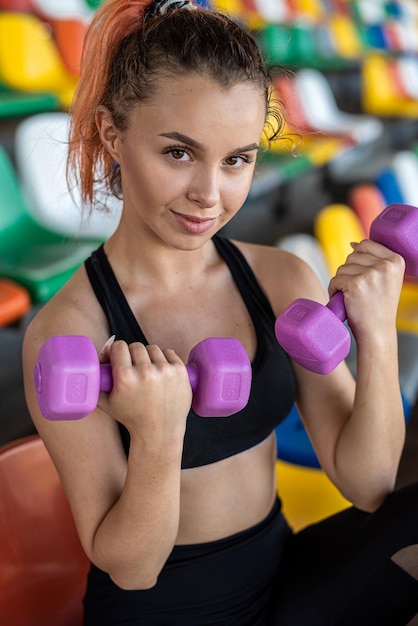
[
  {"left": 381, "top": 207, "right": 406, "bottom": 223},
  {"left": 66, "top": 374, "right": 88, "bottom": 404},
  {"left": 285, "top": 303, "right": 311, "bottom": 321},
  {"left": 222, "top": 373, "right": 241, "bottom": 401}
]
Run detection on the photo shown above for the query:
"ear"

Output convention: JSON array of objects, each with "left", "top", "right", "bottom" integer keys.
[{"left": 95, "top": 106, "right": 121, "bottom": 161}]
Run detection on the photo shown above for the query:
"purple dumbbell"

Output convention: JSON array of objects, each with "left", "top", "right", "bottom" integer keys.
[
  {"left": 34, "top": 335, "right": 252, "bottom": 420},
  {"left": 275, "top": 203, "right": 418, "bottom": 374}
]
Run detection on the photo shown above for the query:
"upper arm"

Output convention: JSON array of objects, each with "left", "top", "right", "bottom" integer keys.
[
  {"left": 22, "top": 300, "right": 129, "bottom": 561},
  {"left": 267, "top": 248, "right": 357, "bottom": 479},
  {"left": 236, "top": 242, "right": 357, "bottom": 480}
]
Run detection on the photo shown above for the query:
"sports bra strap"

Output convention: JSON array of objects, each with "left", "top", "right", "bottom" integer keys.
[
  {"left": 213, "top": 236, "right": 277, "bottom": 325},
  {"left": 85, "top": 244, "right": 146, "bottom": 344}
]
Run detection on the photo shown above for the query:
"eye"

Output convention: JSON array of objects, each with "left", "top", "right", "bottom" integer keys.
[
  {"left": 162, "top": 146, "right": 192, "bottom": 162},
  {"left": 224, "top": 154, "right": 254, "bottom": 168}
]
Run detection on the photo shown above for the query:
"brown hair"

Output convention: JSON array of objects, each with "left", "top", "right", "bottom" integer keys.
[{"left": 67, "top": 0, "right": 284, "bottom": 209}]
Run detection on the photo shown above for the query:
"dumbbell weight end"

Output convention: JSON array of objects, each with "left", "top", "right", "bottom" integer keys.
[
  {"left": 370, "top": 203, "right": 418, "bottom": 277},
  {"left": 185, "top": 337, "right": 252, "bottom": 417},
  {"left": 275, "top": 291, "right": 351, "bottom": 375}
]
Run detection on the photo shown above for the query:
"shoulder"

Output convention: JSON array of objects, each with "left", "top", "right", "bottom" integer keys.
[
  {"left": 230, "top": 239, "right": 329, "bottom": 317},
  {"left": 22, "top": 261, "right": 119, "bottom": 443},
  {"left": 23, "top": 263, "right": 110, "bottom": 371}
]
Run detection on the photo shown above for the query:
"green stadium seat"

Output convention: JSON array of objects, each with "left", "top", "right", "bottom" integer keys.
[{"left": 0, "top": 145, "right": 97, "bottom": 303}]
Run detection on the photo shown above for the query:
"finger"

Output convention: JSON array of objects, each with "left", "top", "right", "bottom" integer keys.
[
  {"left": 108, "top": 339, "right": 136, "bottom": 366},
  {"left": 128, "top": 342, "right": 154, "bottom": 365},
  {"left": 99, "top": 334, "right": 116, "bottom": 363},
  {"left": 338, "top": 247, "right": 402, "bottom": 279},
  {"left": 129, "top": 343, "right": 183, "bottom": 367},
  {"left": 162, "top": 347, "right": 184, "bottom": 365},
  {"left": 349, "top": 239, "right": 400, "bottom": 262},
  {"left": 144, "top": 344, "right": 168, "bottom": 364}
]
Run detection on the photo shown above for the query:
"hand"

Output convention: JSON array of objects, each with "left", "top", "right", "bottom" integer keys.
[
  {"left": 328, "top": 239, "right": 405, "bottom": 341},
  {"left": 98, "top": 340, "right": 192, "bottom": 443}
]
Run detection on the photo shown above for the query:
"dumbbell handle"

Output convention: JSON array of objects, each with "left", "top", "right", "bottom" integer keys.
[
  {"left": 97, "top": 361, "right": 201, "bottom": 395},
  {"left": 326, "top": 291, "right": 346, "bottom": 321}
]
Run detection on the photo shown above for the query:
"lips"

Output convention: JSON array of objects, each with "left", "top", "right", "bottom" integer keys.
[{"left": 171, "top": 210, "right": 218, "bottom": 234}]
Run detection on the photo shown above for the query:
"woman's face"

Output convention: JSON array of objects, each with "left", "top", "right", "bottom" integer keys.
[{"left": 98, "top": 73, "right": 267, "bottom": 249}]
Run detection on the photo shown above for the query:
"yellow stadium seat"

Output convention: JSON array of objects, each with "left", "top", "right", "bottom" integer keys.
[
  {"left": 397, "top": 281, "right": 418, "bottom": 335},
  {"left": 292, "top": 0, "right": 324, "bottom": 21},
  {"left": 276, "top": 460, "right": 350, "bottom": 532},
  {"left": 314, "top": 203, "right": 365, "bottom": 276},
  {"left": 327, "top": 14, "right": 363, "bottom": 60},
  {"left": 0, "top": 12, "right": 77, "bottom": 108},
  {"left": 362, "top": 53, "right": 418, "bottom": 118}
]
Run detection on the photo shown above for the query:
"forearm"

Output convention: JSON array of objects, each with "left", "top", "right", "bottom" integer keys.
[
  {"left": 91, "top": 438, "right": 183, "bottom": 590},
  {"left": 334, "top": 331, "right": 405, "bottom": 509}
]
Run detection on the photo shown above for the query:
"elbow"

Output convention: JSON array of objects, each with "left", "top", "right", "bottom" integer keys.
[
  {"left": 103, "top": 557, "right": 163, "bottom": 591},
  {"left": 352, "top": 498, "right": 383, "bottom": 514},
  {"left": 89, "top": 544, "right": 164, "bottom": 591},
  {"left": 89, "top": 535, "right": 176, "bottom": 591},
  {"left": 334, "top": 450, "right": 400, "bottom": 514},
  {"left": 89, "top": 553, "right": 161, "bottom": 590},
  {"left": 351, "top": 479, "right": 396, "bottom": 514},
  {"left": 109, "top": 572, "right": 159, "bottom": 591}
]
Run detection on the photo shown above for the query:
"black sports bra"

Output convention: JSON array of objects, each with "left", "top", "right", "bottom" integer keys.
[{"left": 84, "top": 236, "right": 297, "bottom": 468}]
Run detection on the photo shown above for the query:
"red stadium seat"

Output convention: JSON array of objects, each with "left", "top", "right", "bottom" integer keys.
[{"left": 0, "top": 435, "right": 89, "bottom": 626}]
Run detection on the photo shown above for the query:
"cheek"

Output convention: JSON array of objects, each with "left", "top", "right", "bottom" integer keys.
[
  {"left": 224, "top": 173, "right": 254, "bottom": 213},
  {"left": 122, "top": 159, "right": 168, "bottom": 203}
]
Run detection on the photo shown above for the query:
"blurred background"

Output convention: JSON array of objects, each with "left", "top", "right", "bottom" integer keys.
[{"left": 0, "top": 1, "right": 418, "bottom": 623}]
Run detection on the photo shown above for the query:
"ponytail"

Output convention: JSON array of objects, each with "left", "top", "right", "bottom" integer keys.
[{"left": 68, "top": 0, "right": 150, "bottom": 207}]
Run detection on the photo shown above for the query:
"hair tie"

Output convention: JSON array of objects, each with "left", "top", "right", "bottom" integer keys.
[{"left": 145, "top": 0, "right": 197, "bottom": 19}]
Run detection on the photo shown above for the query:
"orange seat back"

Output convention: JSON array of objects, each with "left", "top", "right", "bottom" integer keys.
[
  {"left": 50, "top": 18, "right": 88, "bottom": 76},
  {"left": 0, "top": 435, "right": 89, "bottom": 626},
  {"left": 0, "top": 279, "right": 31, "bottom": 326}
]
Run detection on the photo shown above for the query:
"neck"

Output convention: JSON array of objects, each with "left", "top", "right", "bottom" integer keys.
[{"left": 103, "top": 224, "right": 218, "bottom": 291}]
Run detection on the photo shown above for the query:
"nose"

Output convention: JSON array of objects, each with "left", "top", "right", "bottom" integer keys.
[{"left": 187, "top": 165, "right": 220, "bottom": 209}]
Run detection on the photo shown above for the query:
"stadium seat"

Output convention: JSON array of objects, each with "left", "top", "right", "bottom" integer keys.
[
  {"left": 0, "top": 279, "right": 31, "bottom": 326},
  {"left": 14, "top": 112, "right": 122, "bottom": 240},
  {"left": 0, "top": 435, "right": 89, "bottom": 626},
  {"left": 0, "top": 145, "right": 97, "bottom": 303},
  {"left": 276, "top": 458, "right": 350, "bottom": 531},
  {"left": 0, "top": 12, "right": 77, "bottom": 108}
]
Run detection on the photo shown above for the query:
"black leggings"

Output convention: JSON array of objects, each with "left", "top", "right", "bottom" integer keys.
[
  {"left": 84, "top": 483, "right": 418, "bottom": 625},
  {"left": 84, "top": 498, "right": 290, "bottom": 626},
  {"left": 268, "top": 481, "right": 418, "bottom": 625}
]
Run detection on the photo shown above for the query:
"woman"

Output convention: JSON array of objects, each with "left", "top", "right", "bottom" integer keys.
[{"left": 22, "top": 0, "right": 418, "bottom": 624}]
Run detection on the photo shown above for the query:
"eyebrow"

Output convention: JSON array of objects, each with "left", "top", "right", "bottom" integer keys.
[{"left": 159, "top": 132, "right": 259, "bottom": 153}]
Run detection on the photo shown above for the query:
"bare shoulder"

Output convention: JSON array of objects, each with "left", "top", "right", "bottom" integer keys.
[
  {"left": 24, "top": 264, "right": 110, "bottom": 356},
  {"left": 231, "top": 239, "right": 329, "bottom": 316}
]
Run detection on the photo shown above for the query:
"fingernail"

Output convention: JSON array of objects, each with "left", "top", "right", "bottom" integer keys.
[
  {"left": 99, "top": 335, "right": 116, "bottom": 357},
  {"left": 350, "top": 241, "right": 358, "bottom": 249}
]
